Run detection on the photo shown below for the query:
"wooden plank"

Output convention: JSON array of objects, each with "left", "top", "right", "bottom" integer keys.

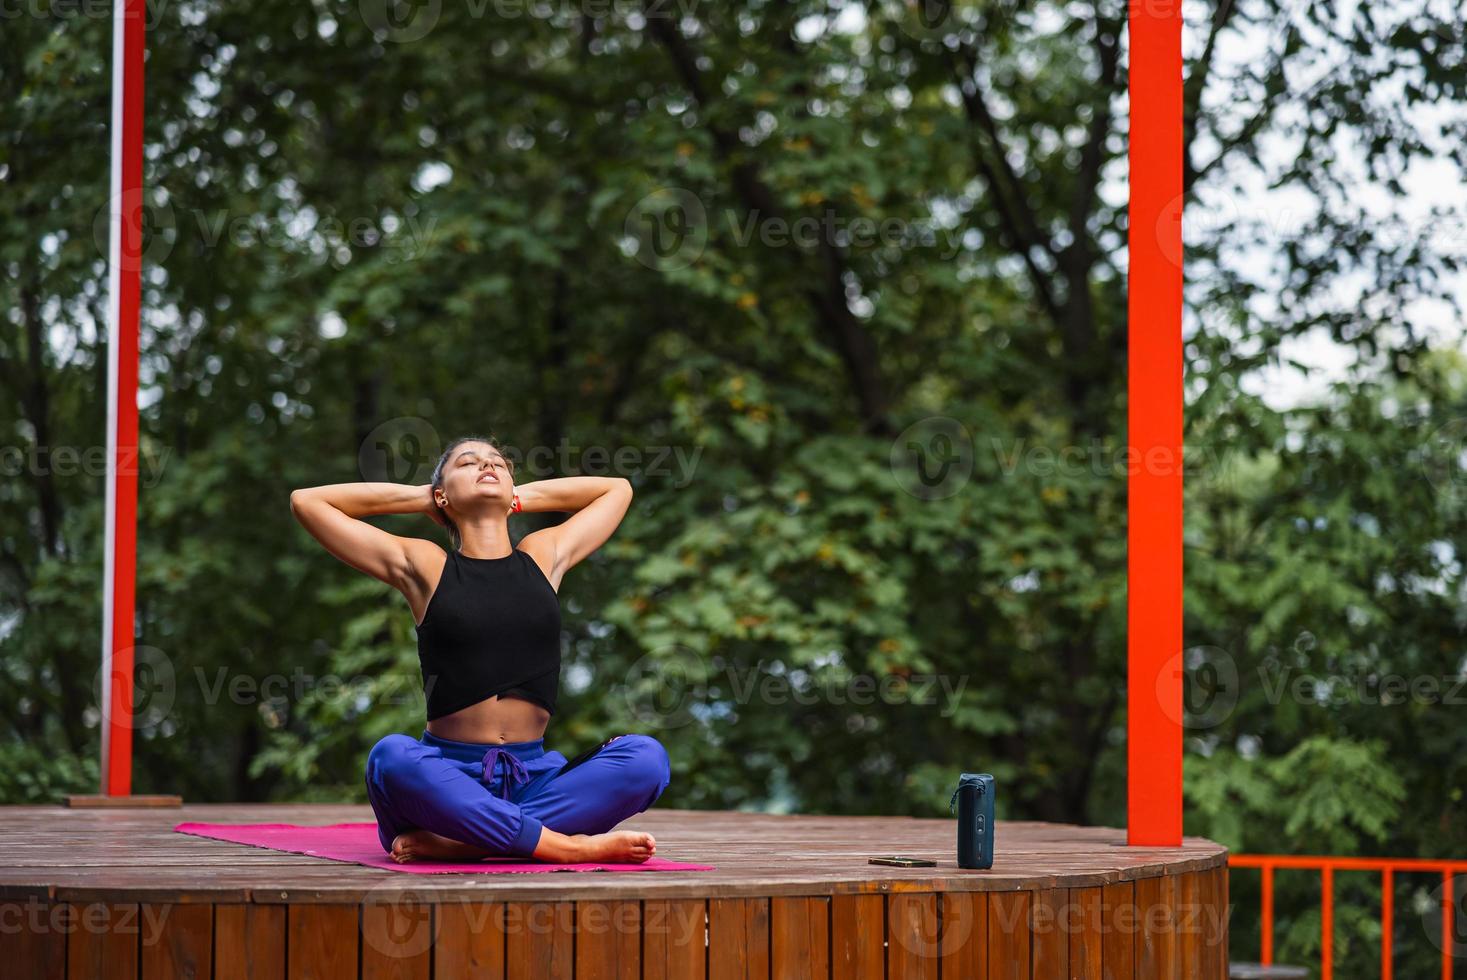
[
  {"left": 63, "top": 795, "right": 183, "bottom": 808},
  {"left": 1068, "top": 887, "right": 1102, "bottom": 980},
  {"left": 938, "top": 892, "right": 986, "bottom": 979},
  {"left": 216, "top": 904, "right": 286, "bottom": 980},
  {"left": 708, "top": 897, "right": 769, "bottom": 980},
  {"left": 434, "top": 901, "right": 505, "bottom": 979},
  {"left": 1202, "top": 866, "right": 1228, "bottom": 980},
  {"left": 287, "top": 904, "right": 357, "bottom": 980},
  {"left": 504, "top": 901, "right": 572, "bottom": 980},
  {"left": 642, "top": 899, "right": 705, "bottom": 980},
  {"left": 830, "top": 894, "right": 883, "bottom": 979},
  {"left": 887, "top": 893, "right": 937, "bottom": 980},
  {"left": 141, "top": 903, "right": 211, "bottom": 979},
  {"left": 1135, "top": 874, "right": 1177, "bottom": 978},
  {"left": 771, "top": 897, "right": 829, "bottom": 979},
  {"left": 0, "top": 899, "right": 65, "bottom": 980},
  {"left": 986, "top": 891, "right": 1030, "bottom": 980},
  {"left": 1100, "top": 882, "right": 1135, "bottom": 980},
  {"left": 1195, "top": 868, "right": 1215, "bottom": 980},
  {"left": 1031, "top": 888, "right": 1068, "bottom": 979},
  {"left": 1177, "top": 870, "right": 1201, "bottom": 978},
  {"left": 65, "top": 902, "right": 139, "bottom": 980},
  {"left": 574, "top": 900, "right": 640, "bottom": 980},
  {"left": 1218, "top": 864, "right": 1230, "bottom": 979},
  {"left": 746, "top": 898, "right": 770, "bottom": 980},
  {"left": 361, "top": 895, "right": 431, "bottom": 980}
]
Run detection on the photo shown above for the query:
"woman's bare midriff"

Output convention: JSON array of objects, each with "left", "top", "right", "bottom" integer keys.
[{"left": 426, "top": 693, "right": 551, "bottom": 744}]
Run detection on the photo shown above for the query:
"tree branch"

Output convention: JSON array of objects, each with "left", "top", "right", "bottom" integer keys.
[
  {"left": 644, "top": 10, "right": 893, "bottom": 434},
  {"left": 1183, "top": 0, "right": 1241, "bottom": 192},
  {"left": 945, "top": 44, "right": 1063, "bottom": 323}
]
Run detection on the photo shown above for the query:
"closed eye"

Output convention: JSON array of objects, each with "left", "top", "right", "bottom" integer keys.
[{"left": 453, "top": 450, "right": 511, "bottom": 473}]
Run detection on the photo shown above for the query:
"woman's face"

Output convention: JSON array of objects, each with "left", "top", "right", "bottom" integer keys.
[{"left": 436, "top": 441, "right": 515, "bottom": 517}]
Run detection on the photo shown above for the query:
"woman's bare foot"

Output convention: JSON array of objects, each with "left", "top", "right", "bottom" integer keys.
[
  {"left": 390, "top": 829, "right": 490, "bottom": 863},
  {"left": 390, "top": 827, "right": 657, "bottom": 865},
  {"left": 533, "top": 828, "right": 657, "bottom": 864}
]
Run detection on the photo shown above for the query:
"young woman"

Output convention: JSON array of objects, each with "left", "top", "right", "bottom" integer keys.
[{"left": 289, "top": 436, "right": 670, "bottom": 864}]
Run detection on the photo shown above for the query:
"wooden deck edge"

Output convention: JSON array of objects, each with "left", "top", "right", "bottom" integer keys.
[
  {"left": 61, "top": 795, "right": 184, "bottom": 808},
  {"left": 6, "top": 853, "right": 1228, "bottom": 906}
]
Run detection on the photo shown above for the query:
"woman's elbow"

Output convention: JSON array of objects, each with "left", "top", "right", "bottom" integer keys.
[{"left": 289, "top": 488, "right": 315, "bottom": 519}]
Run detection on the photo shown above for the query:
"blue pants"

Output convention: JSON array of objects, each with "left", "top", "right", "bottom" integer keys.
[{"left": 364, "top": 729, "right": 672, "bottom": 857}]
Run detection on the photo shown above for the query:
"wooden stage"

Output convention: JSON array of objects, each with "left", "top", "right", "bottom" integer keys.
[{"left": 0, "top": 804, "right": 1229, "bottom": 978}]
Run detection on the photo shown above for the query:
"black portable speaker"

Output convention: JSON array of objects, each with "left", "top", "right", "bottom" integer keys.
[{"left": 949, "top": 772, "right": 995, "bottom": 870}]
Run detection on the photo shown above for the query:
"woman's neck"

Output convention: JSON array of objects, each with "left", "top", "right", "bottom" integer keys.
[{"left": 455, "top": 517, "right": 514, "bottom": 558}]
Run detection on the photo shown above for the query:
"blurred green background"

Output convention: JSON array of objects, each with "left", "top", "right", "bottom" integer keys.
[{"left": 3, "top": 0, "right": 1465, "bottom": 971}]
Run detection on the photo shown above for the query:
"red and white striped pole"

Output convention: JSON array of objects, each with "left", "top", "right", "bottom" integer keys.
[
  {"left": 98, "top": 0, "right": 147, "bottom": 800},
  {"left": 1126, "top": 0, "right": 1184, "bottom": 846}
]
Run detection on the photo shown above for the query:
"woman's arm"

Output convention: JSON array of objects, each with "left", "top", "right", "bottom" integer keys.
[
  {"left": 515, "top": 477, "right": 633, "bottom": 589},
  {"left": 289, "top": 482, "right": 440, "bottom": 590}
]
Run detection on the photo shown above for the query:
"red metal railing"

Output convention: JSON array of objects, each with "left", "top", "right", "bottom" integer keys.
[{"left": 1230, "top": 855, "right": 1465, "bottom": 979}]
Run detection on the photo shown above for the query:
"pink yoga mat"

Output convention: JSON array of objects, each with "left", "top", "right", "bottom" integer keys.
[{"left": 174, "top": 822, "right": 716, "bottom": 875}]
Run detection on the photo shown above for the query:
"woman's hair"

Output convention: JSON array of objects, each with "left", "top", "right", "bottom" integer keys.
[{"left": 429, "top": 434, "right": 514, "bottom": 551}]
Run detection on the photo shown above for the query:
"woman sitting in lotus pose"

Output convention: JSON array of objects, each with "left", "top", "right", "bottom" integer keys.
[{"left": 290, "top": 436, "right": 669, "bottom": 863}]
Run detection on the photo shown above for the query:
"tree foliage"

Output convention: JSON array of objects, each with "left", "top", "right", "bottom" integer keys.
[{"left": 3, "top": 1, "right": 1465, "bottom": 971}]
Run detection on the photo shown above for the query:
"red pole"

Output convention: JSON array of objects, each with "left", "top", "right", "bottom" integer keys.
[
  {"left": 1261, "top": 864, "right": 1274, "bottom": 965},
  {"left": 1322, "top": 866, "right": 1334, "bottom": 980},
  {"left": 1381, "top": 867, "right": 1393, "bottom": 980},
  {"left": 1126, "top": 0, "right": 1184, "bottom": 846},
  {"left": 101, "top": 0, "right": 146, "bottom": 797},
  {"left": 1445, "top": 870, "right": 1455, "bottom": 980}
]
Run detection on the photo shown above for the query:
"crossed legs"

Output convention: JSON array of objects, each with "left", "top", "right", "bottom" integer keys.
[{"left": 365, "top": 733, "right": 671, "bottom": 864}]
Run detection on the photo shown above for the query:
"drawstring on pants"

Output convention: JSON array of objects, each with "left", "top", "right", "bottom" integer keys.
[{"left": 480, "top": 747, "right": 530, "bottom": 799}]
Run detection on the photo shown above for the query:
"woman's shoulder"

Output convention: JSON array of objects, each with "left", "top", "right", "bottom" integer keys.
[
  {"left": 401, "top": 537, "right": 450, "bottom": 594},
  {"left": 403, "top": 535, "right": 449, "bottom": 568},
  {"left": 402, "top": 538, "right": 452, "bottom": 629},
  {"left": 515, "top": 532, "right": 560, "bottom": 593}
]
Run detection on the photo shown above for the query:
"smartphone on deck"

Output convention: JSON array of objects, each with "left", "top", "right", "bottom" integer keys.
[{"left": 868, "top": 856, "right": 938, "bottom": 867}]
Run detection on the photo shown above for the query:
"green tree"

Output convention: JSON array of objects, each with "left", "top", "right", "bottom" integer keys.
[{"left": 3, "top": 3, "right": 1465, "bottom": 972}]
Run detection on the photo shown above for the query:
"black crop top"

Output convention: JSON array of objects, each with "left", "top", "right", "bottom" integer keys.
[{"left": 414, "top": 547, "right": 562, "bottom": 720}]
